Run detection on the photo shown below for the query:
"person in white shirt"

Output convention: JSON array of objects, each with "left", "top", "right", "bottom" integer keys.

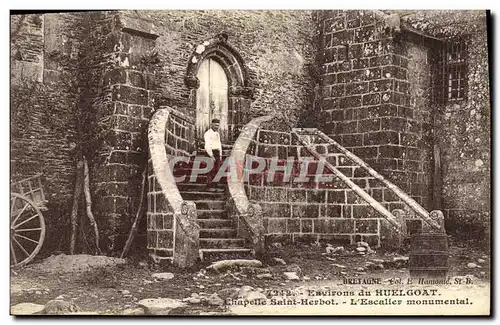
[{"left": 204, "top": 119, "right": 223, "bottom": 192}]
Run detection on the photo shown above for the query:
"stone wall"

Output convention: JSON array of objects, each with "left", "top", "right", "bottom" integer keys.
[
  {"left": 120, "top": 10, "right": 316, "bottom": 130},
  {"left": 147, "top": 109, "right": 195, "bottom": 259},
  {"left": 316, "top": 10, "right": 432, "bottom": 209},
  {"left": 315, "top": 10, "right": 490, "bottom": 244},
  {"left": 11, "top": 13, "right": 84, "bottom": 253},
  {"left": 11, "top": 10, "right": 317, "bottom": 255},
  {"left": 11, "top": 10, "right": 490, "bottom": 256},
  {"left": 147, "top": 157, "right": 175, "bottom": 259},
  {"left": 100, "top": 10, "right": 316, "bottom": 252}
]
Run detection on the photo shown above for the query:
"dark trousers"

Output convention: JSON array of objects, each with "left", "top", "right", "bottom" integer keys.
[{"left": 207, "top": 149, "right": 221, "bottom": 188}]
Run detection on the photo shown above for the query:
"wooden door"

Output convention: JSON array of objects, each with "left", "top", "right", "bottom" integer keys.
[{"left": 196, "top": 58, "right": 229, "bottom": 142}]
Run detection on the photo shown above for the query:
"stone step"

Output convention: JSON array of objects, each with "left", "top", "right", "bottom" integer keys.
[
  {"left": 197, "top": 219, "right": 233, "bottom": 229},
  {"left": 199, "top": 228, "right": 237, "bottom": 238},
  {"left": 177, "top": 175, "right": 228, "bottom": 184},
  {"left": 199, "top": 238, "right": 246, "bottom": 249},
  {"left": 194, "top": 200, "right": 226, "bottom": 210},
  {"left": 180, "top": 191, "right": 226, "bottom": 201},
  {"left": 195, "top": 149, "right": 233, "bottom": 156},
  {"left": 197, "top": 209, "right": 227, "bottom": 219},
  {"left": 200, "top": 248, "right": 253, "bottom": 262}
]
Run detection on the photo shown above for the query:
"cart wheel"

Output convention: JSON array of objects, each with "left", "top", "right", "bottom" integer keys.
[{"left": 10, "top": 193, "right": 46, "bottom": 267}]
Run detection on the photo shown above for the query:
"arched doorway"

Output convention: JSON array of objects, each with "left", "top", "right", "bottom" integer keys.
[{"left": 196, "top": 58, "right": 229, "bottom": 143}]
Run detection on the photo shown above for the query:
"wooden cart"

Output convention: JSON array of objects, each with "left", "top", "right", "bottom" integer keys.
[{"left": 10, "top": 173, "right": 47, "bottom": 267}]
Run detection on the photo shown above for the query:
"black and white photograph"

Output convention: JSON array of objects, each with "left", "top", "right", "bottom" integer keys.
[{"left": 9, "top": 8, "right": 491, "bottom": 316}]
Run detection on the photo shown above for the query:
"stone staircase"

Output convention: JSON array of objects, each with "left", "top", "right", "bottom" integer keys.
[{"left": 174, "top": 145, "right": 253, "bottom": 262}]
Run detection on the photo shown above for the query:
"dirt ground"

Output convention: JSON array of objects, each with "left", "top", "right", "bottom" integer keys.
[{"left": 10, "top": 239, "right": 490, "bottom": 315}]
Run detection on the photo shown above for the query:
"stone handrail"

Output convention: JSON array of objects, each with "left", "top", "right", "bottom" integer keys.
[
  {"left": 148, "top": 107, "right": 199, "bottom": 267},
  {"left": 227, "top": 115, "right": 274, "bottom": 254},
  {"left": 296, "top": 128, "right": 441, "bottom": 231}
]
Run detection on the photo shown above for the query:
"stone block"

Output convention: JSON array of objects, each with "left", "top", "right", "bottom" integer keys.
[
  {"left": 105, "top": 130, "right": 132, "bottom": 149},
  {"left": 346, "top": 190, "right": 365, "bottom": 204},
  {"left": 362, "top": 93, "right": 381, "bottom": 106},
  {"left": 355, "top": 219, "right": 378, "bottom": 233},
  {"left": 147, "top": 230, "right": 157, "bottom": 248},
  {"left": 329, "top": 109, "right": 345, "bottom": 121},
  {"left": 100, "top": 181, "right": 129, "bottom": 198},
  {"left": 127, "top": 70, "right": 146, "bottom": 88},
  {"left": 104, "top": 68, "right": 127, "bottom": 86},
  {"left": 265, "top": 234, "right": 293, "bottom": 245},
  {"left": 339, "top": 95, "right": 362, "bottom": 109},
  {"left": 42, "top": 69, "right": 62, "bottom": 85},
  {"left": 294, "top": 233, "right": 317, "bottom": 243},
  {"left": 324, "top": 47, "right": 335, "bottom": 62},
  {"left": 383, "top": 188, "right": 400, "bottom": 202},
  {"left": 363, "top": 131, "right": 399, "bottom": 146},
  {"left": 352, "top": 146, "right": 378, "bottom": 158},
  {"left": 11, "top": 303, "right": 45, "bottom": 315},
  {"left": 342, "top": 134, "right": 363, "bottom": 147},
  {"left": 307, "top": 189, "right": 326, "bottom": 203},
  {"left": 378, "top": 144, "right": 404, "bottom": 159},
  {"left": 356, "top": 25, "right": 376, "bottom": 42},
  {"left": 258, "top": 145, "right": 277, "bottom": 158},
  {"left": 359, "top": 235, "right": 379, "bottom": 247},
  {"left": 248, "top": 173, "right": 263, "bottom": 186},
  {"left": 249, "top": 184, "right": 265, "bottom": 199},
  {"left": 11, "top": 61, "right": 42, "bottom": 85},
  {"left": 109, "top": 150, "right": 128, "bottom": 164},
  {"left": 327, "top": 190, "right": 346, "bottom": 204},
  {"left": 347, "top": 18, "right": 361, "bottom": 29},
  {"left": 129, "top": 105, "right": 143, "bottom": 118},
  {"left": 346, "top": 81, "right": 368, "bottom": 95},
  {"left": 137, "top": 298, "right": 187, "bottom": 315},
  {"left": 318, "top": 234, "right": 353, "bottom": 245},
  {"left": 288, "top": 188, "right": 307, "bottom": 202},
  {"left": 330, "top": 84, "right": 345, "bottom": 98}
]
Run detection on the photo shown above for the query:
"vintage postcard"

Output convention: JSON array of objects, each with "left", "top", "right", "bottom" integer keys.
[{"left": 10, "top": 9, "right": 491, "bottom": 316}]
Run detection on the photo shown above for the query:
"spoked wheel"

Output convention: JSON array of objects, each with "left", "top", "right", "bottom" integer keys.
[{"left": 10, "top": 193, "right": 46, "bottom": 267}]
